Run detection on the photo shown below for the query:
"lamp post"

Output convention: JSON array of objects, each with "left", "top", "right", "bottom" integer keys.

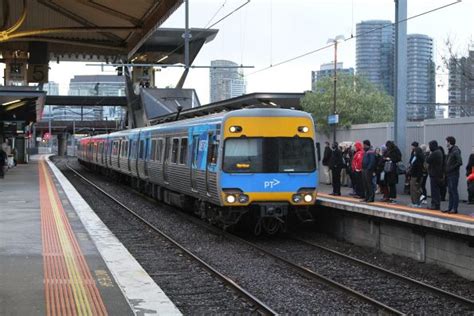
[{"left": 327, "top": 35, "right": 345, "bottom": 144}]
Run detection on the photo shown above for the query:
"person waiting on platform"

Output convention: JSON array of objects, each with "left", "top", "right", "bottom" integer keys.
[
  {"left": 0, "top": 146, "right": 7, "bottom": 179},
  {"left": 328, "top": 142, "right": 343, "bottom": 196},
  {"left": 466, "top": 149, "right": 474, "bottom": 205},
  {"left": 383, "top": 141, "right": 402, "bottom": 204},
  {"left": 376, "top": 145, "right": 390, "bottom": 201},
  {"left": 426, "top": 140, "right": 444, "bottom": 211},
  {"left": 439, "top": 146, "right": 448, "bottom": 202},
  {"left": 444, "top": 136, "right": 463, "bottom": 214},
  {"left": 407, "top": 142, "right": 425, "bottom": 208},
  {"left": 322, "top": 141, "right": 332, "bottom": 185},
  {"left": 361, "top": 140, "right": 376, "bottom": 203},
  {"left": 419, "top": 144, "right": 430, "bottom": 205},
  {"left": 351, "top": 141, "right": 364, "bottom": 199}
]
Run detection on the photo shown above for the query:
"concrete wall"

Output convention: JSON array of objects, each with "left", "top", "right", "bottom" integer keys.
[
  {"left": 317, "top": 209, "right": 474, "bottom": 280},
  {"left": 316, "top": 117, "right": 474, "bottom": 200}
]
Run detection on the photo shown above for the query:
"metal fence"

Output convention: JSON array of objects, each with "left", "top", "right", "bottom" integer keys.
[{"left": 316, "top": 116, "right": 474, "bottom": 201}]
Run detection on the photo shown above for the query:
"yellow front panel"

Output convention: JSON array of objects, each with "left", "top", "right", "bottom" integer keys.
[{"left": 223, "top": 117, "right": 314, "bottom": 138}]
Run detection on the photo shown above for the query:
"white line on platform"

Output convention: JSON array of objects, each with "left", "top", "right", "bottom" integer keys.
[{"left": 46, "top": 157, "right": 182, "bottom": 316}]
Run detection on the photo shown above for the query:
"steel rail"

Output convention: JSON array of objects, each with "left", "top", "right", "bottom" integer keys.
[
  {"left": 65, "top": 162, "right": 277, "bottom": 316},
  {"left": 178, "top": 214, "right": 405, "bottom": 316},
  {"left": 289, "top": 235, "right": 474, "bottom": 308}
]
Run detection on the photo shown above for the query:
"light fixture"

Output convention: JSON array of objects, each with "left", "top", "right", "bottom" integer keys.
[
  {"left": 2, "top": 99, "right": 21, "bottom": 106},
  {"left": 292, "top": 195, "right": 302, "bottom": 203},
  {"left": 226, "top": 195, "right": 236, "bottom": 203},
  {"left": 327, "top": 35, "right": 345, "bottom": 44},
  {"left": 238, "top": 194, "right": 249, "bottom": 204},
  {"left": 304, "top": 194, "right": 313, "bottom": 203},
  {"left": 157, "top": 55, "right": 169, "bottom": 63},
  {"left": 229, "top": 126, "right": 242, "bottom": 133},
  {"left": 298, "top": 126, "right": 309, "bottom": 133},
  {"left": 269, "top": 101, "right": 277, "bottom": 106}
]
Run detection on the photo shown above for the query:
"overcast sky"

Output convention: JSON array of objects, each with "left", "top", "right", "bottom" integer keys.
[{"left": 49, "top": 0, "right": 474, "bottom": 104}]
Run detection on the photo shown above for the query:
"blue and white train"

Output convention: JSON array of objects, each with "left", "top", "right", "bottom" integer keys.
[{"left": 78, "top": 108, "right": 318, "bottom": 234}]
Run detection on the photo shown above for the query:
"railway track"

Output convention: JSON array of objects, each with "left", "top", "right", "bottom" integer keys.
[
  {"left": 289, "top": 235, "right": 474, "bottom": 309},
  {"left": 65, "top": 162, "right": 277, "bottom": 316},
  {"left": 65, "top": 160, "right": 474, "bottom": 314}
]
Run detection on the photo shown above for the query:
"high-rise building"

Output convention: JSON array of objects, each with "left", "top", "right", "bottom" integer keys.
[
  {"left": 406, "top": 34, "right": 436, "bottom": 120},
  {"left": 311, "top": 62, "right": 354, "bottom": 91},
  {"left": 356, "top": 20, "right": 395, "bottom": 97},
  {"left": 209, "top": 60, "right": 246, "bottom": 103},
  {"left": 448, "top": 50, "right": 474, "bottom": 117},
  {"left": 64, "top": 75, "right": 126, "bottom": 121}
]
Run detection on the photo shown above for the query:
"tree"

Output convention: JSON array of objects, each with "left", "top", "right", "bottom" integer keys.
[{"left": 302, "top": 73, "right": 394, "bottom": 136}]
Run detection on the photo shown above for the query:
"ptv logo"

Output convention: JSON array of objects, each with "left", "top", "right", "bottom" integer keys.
[{"left": 264, "top": 179, "right": 280, "bottom": 189}]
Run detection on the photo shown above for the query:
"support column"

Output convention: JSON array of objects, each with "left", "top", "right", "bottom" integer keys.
[{"left": 394, "top": 0, "right": 407, "bottom": 156}]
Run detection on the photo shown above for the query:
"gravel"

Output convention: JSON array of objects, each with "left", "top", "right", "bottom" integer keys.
[
  {"left": 54, "top": 157, "right": 377, "bottom": 314},
  {"left": 249, "top": 236, "right": 474, "bottom": 315},
  {"left": 292, "top": 228, "right": 474, "bottom": 303}
]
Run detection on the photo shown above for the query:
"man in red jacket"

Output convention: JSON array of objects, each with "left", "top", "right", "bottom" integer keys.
[{"left": 351, "top": 141, "right": 364, "bottom": 198}]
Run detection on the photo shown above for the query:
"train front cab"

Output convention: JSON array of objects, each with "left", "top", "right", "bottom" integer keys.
[{"left": 219, "top": 110, "right": 318, "bottom": 234}]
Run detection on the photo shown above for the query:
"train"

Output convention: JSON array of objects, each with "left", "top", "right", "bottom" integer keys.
[{"left": 77, "top": 108, "right": 318, "bottom": 235}]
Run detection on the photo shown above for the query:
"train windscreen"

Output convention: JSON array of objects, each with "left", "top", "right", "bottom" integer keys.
[{"left": 223, "top": 137, "right": 315, "bottom": 173}]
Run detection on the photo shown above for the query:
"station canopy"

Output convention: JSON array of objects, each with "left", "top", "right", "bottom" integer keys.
[{"left": 0, "top": 0, "right": 188, "bottom": 62}]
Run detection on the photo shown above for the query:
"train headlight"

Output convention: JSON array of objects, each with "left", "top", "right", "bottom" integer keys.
[
  {"left": 226, "top": 195, "right": 236, "bottom": 203},
  {"left": 298, "top": 126, "right": 309, "bottom": 133},
  {"left": 304, "top": 194, "right": 313, "bottom": 203},
  {"left": 229, "top": 125, "right": 242, "bottom": 133},
  {"left": 292, "top": 194, "right": 302, "bottom": 203},
  {"left": 238, "top": 194, "right": 249, "bottom": 204}
]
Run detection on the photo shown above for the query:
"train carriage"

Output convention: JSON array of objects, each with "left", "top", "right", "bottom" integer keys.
[{"left": 78, "top": 108, "right": 318, "bottom": 235}]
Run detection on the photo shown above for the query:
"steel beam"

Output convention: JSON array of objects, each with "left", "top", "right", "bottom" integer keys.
[{"left": 394, "top": 0, "right": 407, "bottom": 155}]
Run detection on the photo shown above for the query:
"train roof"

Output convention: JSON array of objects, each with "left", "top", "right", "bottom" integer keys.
[{"left": 84, "top": 108, "right": 312, "bottom": 141}]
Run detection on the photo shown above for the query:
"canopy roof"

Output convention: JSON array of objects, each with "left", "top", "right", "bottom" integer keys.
[{"left": 0, "top": 0, "right": 183, "bottom": 61}]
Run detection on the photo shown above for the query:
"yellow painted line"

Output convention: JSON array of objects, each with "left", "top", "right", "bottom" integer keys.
[{"left": 41, "top": 161, "right": 94, "bottom": 315}]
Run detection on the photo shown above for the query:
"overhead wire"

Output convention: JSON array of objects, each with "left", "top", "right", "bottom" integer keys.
[
  {"left": 204, "top": 0, "right": 228, "bottom": 28},
  {"left": 154, "top": 0, "right": 251, "bottom": 64},
  {"left": 246, "top": 0, "right": 462, "bottom": 77}
]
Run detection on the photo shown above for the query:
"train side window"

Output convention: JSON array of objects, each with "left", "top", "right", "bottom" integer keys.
[
  {"left": 150, "top": 139, "right": 157, "bottom": 161},
  {"left": 171, "top": 138, "right": 179, "bottom": 164},
  {"left": 157, "top": 139, "right": 163, "bottom": 162},
  {"left": 139, "top": 140, "right": 145, "bottom": 159},
  {"left": 130, "top": 141, "right": 136, "bottom": 159},
  {"left": 179, "top": 138, "right": 188, "bottom": 165},
  {"left": 208, "top": 139, "right": 219, "bottom": 165}
]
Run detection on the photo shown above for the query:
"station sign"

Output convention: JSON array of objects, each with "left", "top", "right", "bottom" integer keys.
[
  {"left": 27, "top": 64, "right": 49, "bottom": 83},
  {"left": 328, "top": 114, "right": 339, "bottom": 125}
]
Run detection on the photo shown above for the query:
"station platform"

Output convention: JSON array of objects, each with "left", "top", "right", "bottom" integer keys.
[
  {"left": 0, "top": 156, "right": 181, "bottom": 315},
  {"left": 317, "top": 184, "right": 474, "bottom": 237}
]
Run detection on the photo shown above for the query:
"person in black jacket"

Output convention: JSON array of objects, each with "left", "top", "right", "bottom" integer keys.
[
  {"left": 466, "top": 151, "right": 474, "bottom": 204},
  {"left": 419, "top": 144, "right": 430, "bottom": 204},
  {"left": 0, "top": 147, "right": 6, "bottom": 179},
  {"left": 322, "top": 141, "right": 332, "bottom": 185},
  {"left": 329, "top": 142, "right": 343, "bottom": 196},
  {"left": 362, "top": 140, "right": 376, "bottom": 202},
  {"left": 426, "top": 140, "right": 443, "bottom": 210},
  {"left": 444, "top": 136, "right": 463, "bottom": 213},
  {"left": 439, "top": 146, "right": 448, "bottom": 201},
  {"left": 408, "top": 142, "right": 424, "bottom": 207},
  {"left": 384, "top": 141, "right": 402, "bottom": 203}
]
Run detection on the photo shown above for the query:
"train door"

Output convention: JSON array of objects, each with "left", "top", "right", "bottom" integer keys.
[
  {"left": 143, "top": 138, "right": 149, "bottom": 177},
  {"left": 136, "top": 133, "right": 141, "bottom": 178},
  {"left": 116, "top": 141, "right": 121, "bottom": 168},
  {"left": 206, "top": 131, "right": 218, "bottom": 195},
  {"left": 190, "top": 135, "right": 200, "bottom": 192},
  {"left": 163, "top": 137, "right": 171, "bottom": 183}
]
